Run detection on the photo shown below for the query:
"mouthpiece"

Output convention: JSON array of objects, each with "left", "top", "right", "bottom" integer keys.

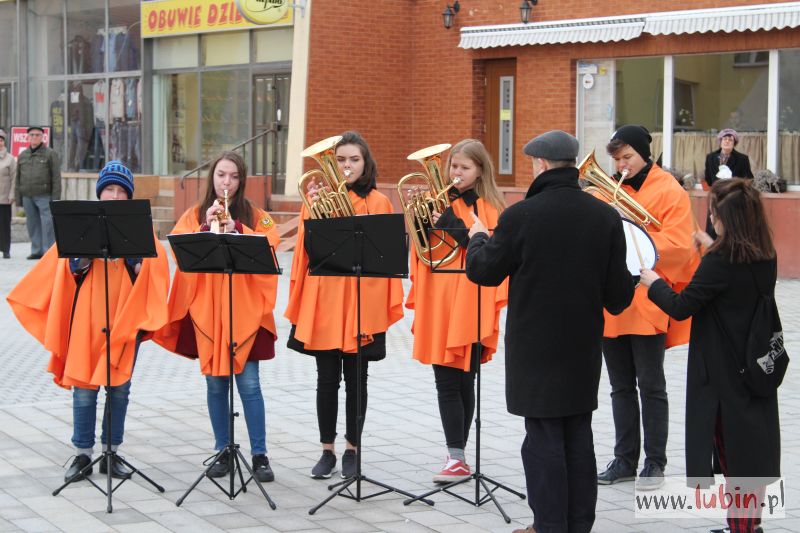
[
  {"left": 452, "top": 177, "right": 462, "bottom": 185},
  {"left": 343, "top": 169, "right": 352, "bottom": 178},
  {"left": 620, "top": 170, "right": 629, "bottom": 180}
]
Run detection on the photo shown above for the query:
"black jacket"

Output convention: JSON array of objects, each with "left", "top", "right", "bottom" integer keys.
[
  {"left": 704, "top": 148, "right": 753, "bottom": 188},
  {"left": 465, "top": 167, "right": 634, "bottom": 418},
  {"left": 648, "top": 252, "right": 780, "bottom": 480}
]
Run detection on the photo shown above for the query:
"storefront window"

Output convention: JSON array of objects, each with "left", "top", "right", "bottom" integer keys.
[
  {"left": 203, "top": 32, "right": 249, "bottom": 66},
  {"left": 779, "top": 49, "right": 800, "bottom": 186},
  {"left": 201, "top": 70, "right": 249, "bottom": 162},
  {"left": 615, "top": 57, "right": 663, "bottom": 160},
  {"left": 254, "top": 28, "right": 293, "bottom": 63},
  {"left": 153, "top": 73, "right": 199, "bottom": 176},
  {"left": 107, "top": 77, "right": 141, "bottom": 172},
  {"left": 153, "top": 36, "right": 198, "bottom": 70},
  {"left": 29, "top": 81, "right": 66, "bottom": 168},
  {"left": 66, "top": 0, "right": 104, "bottom": 75},
  {"left": 0, "top": 2, "right": 17, "bottom": 77},
  {"left": 27, "top": 0, "right": 65, "bottom": 76},
  {"left": 109, "top": 0, "right": 141, "bottom": 72},
  {"left": 672, "top": 53, "right": 768, "bottom": 180}
]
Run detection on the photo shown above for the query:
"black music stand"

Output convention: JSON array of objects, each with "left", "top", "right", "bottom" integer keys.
[
  {"left": 403, "top": 226, "right": 526, "bottom": 524},
  {"left": 168, "top": 232, "right": 280, "bottom": 510},
  {"left": 303, "top": 214, "right": 433, "bottom": 514},
  {"left": 49, "top": 200, "right": 164, "bottom": 513}
]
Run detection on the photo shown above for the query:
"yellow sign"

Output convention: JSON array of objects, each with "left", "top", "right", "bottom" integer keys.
[
  {"left": 141, "top": 0, "right": 292, "bottom": 38},
  {"left": 500, "top": 109, "right": 511, "bottom": 121}
]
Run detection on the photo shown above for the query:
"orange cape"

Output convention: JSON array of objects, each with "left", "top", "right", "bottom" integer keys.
[
  {"left": 406, "top": 197, "right": 509, "bottom": 370},
  {"left": 284, "top": 190, "right": 404, "bottom": 353},
  {"left": 602, "top": 164, "right": 701, "bottom": 347},
  {"left": 7, "top": 237, "right": 170, "bottom": 389},
  {"left": 154, "top": 206, "right": 280, "bottom": 376}
]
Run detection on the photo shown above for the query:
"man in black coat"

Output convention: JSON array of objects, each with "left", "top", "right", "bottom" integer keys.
[{"left": 465, "top": 130, "right": 634, "bottom": 533}]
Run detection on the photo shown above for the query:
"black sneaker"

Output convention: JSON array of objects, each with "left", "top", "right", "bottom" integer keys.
[
  {"left": 65, "top": 454, "right": 92, "bottom": 482},
  {"left": 635, "top": 462, "right": 665, "bottom": 491},
  {"left": 597, "top": 458, "right": 636, "bottom": 485},
  {"left": 207, "top": 449, "right": 230, "bottom": 478},
  {"left": 341, "top": 449, "right": 357, "bottom": 479},
  {"left": 252, "top": 454, "right": 274, "bottom": 482},
  {"left": 99, "top": 455, "right": 133, "bottom": 479},
  {"left": 311, "top": 450, "right": 337, "bottom": 479}
]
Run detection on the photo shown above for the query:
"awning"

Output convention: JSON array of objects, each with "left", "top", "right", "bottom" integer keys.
[{"left": 459, "top": 2, "right": 800, "bottom": 49}]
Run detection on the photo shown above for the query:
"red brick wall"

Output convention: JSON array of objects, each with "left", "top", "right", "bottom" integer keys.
[{"left": 306, "top": 1, "right": 800, "bottom": 187}]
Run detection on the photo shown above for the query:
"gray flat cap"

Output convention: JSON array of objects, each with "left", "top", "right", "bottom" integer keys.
[{"left": 523, "top": 130, "right": 579, "bottom": 161}]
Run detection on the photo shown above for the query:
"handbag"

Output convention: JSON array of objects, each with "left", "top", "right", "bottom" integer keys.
[{"left": 713, "top": 264, "right": 788, "bottom": 398}]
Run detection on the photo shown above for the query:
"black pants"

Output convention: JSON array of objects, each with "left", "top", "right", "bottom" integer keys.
[
  {"left": 315, "top": 354, "right": 369, "bottom": 446},
  {"left": 0, "top": 204, "right": 10, "bottom": 255},
  {"left": 523, "top": 413, "right": 596, "bottom": 533},
  {"left": 433, "top": 364, "right": 476, "bottom": 449},
  {"left": 602, "top": 333, "right": 668, "bottom": 470}
]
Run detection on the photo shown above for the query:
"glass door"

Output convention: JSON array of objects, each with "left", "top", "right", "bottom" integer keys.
[
  {"left": 0, "top": 84, "right": 11, "bottom": 131},
  {"left": 253, "top": 73, "right": 290, "bottom": 194}
]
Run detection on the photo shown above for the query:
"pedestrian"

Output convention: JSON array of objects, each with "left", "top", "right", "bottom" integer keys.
[{"left": 0, "top": 129, "right": 16, "bottom": 258}]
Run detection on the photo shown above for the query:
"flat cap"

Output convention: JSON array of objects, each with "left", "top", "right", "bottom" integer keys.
[{"left": 523, "top": 130, "right": 579, "bottom": 161}]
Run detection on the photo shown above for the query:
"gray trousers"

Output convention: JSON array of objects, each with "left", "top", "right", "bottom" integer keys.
[{"left": 22, "top": 195, "right": 55, "bottom": 256}]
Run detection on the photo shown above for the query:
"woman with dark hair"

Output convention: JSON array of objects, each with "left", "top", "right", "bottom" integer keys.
[
  {"left": 641, "top": 178, "right": 779, "bottom": 533},
  {"left": 155, "top": 151, "right": 280, "bottom": 483},
  {"left": 0, "top": 130, "right": 15, "bottom": 258},
  {"left": 704, "top": 129, "right": 754, "bottom": 237},
  {"left": 285, "top": 131, "right": 404, "bottom": 480}
]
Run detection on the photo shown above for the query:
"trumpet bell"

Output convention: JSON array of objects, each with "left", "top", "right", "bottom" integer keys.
[
  {"left": 301, "top": 135, "right": 342, "bottom": 158},
  {"left": 407, "top": 144, "right": 452, "bottom": 161}
]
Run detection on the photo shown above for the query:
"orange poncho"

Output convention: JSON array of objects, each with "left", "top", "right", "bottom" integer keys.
[
  {"left": 285, "top": 189, "right": 404, "bottom": 354},
  {"left": 406, "top": 196, "right": 508, "bottom": 371},
  {"left": 7, "top": 238, "right": 170, "bottom": 389},
  {"left": 154, "top": 206, "right": 280, "bottom": 376},
  {"left": 603, "top": 164, "right": 701, "bottom": 347}
]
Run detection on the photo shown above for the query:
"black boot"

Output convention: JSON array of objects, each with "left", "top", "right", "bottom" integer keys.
[
  {"left": 252, "top": 454, "right": 274, "bottom": 482},
  {"left": 99, "top": 455, "right": 133, "bottom": 479},
  {"left": 65, "top": 454, "right": 92, "bottom": 482}
]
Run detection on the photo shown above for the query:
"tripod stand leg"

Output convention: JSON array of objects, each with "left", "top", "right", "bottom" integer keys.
[
  {"left": 402, "top": 475, "right": 471, "bottom": 506},
  {"left": 477, "top": 475, "right": 512, "bottom": 523},
  {"left": 176, "top": 449, "right": 227, "bottom": 506},
  {"left": 361, "top": 476, "right": 435, "bottom": 504},
  {"left": 115, "top": 455, "right": 165, "bottom": 492},
  {"left": 234, "top": 448, "right": 276, "bottom": 509},
  {"left": 52, "top": 453, "right": 106, "bottom": 496},
  {"left": 308, "top": 477, "right": 358, "bottom": 515},
  {"left": 479, "top": 473, "right": 527, "bottom": 500}
]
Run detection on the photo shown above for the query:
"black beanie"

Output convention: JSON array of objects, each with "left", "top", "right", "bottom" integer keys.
[{"left": 610, "top": 125, "right": 652, "bottom": 161}]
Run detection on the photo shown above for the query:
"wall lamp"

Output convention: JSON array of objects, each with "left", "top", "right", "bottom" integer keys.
[
  {"left": 520, "top": 0, "right": 538, "bottom": 24},
  {"left": 442, "top": 1, "right": 460, "bottom": 30}
]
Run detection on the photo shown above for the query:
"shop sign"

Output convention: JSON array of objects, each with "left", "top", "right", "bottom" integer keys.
[
  {"left": 10, "top": 127, "right": 51, "bottom": 157},
  {"left": 141, "top": 0, "right": 293, "bottom": 38}
]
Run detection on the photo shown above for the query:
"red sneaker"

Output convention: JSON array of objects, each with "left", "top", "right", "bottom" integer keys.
[{"left": 432, "top": 456, "right": 471, "bottom": 484}]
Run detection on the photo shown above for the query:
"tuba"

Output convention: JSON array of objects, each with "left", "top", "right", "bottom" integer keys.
[
  {"left": 297, "top": 135, "right": 356, "bottom": 219},
  {"left": 578, "top": 150, "right": 662, "bottom": 230},
  {"left": 397, "top": 144, "right": 462, "bottom": 267}
]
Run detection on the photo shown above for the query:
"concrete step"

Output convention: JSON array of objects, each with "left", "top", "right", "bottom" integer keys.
[
  {"left": 151, "top": 195, "right": 174, "bottom": 207},
  {"left": 159, "top": 188, "right": 175, "bottom": 197},
  {"left": 151, "top": 206, "right": 174, "bottom": 221},
  {"left": 269, "top": 194, "right": 302, "bottom": 213},
  {"left": 270, "top": 212, "right": 299, "bottom": 225},
  {"left": 160, "top": 176, "right": 177, "bottom": 191}
]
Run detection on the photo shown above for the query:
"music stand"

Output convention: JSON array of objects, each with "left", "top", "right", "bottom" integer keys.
[
  {"left": 168, "top": 232, "right": 280, "bottom": 510},
  {"left": 49, "top": 200, "right": 165, "bottom": 513},
  {"left": 303, "top": 214, "right": 434, "bottom": 514},
  {"left": 403, "top": 226, "right": 526, "bottom": 524}
]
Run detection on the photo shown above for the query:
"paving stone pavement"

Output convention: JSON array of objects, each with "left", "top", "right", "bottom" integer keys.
[{"left": 0, "top": 240, "right": 799, "bottom": 533}]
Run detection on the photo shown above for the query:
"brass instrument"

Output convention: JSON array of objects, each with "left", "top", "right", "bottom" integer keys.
[
  {"left": 297, "top": 135, "right": 356, "bottom": 219},
  {"left": 209, "top": 189, "right": 229, "bottom": 233},
  {"left": 578, "top": 150, "right": 662, "bottom": 230},
  {"left": 397, "top": 144, "right": 462, "bottom": 267}
]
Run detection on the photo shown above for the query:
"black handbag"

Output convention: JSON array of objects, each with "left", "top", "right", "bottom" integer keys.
[{"left": 714, "top": 264, "right": 788, "bottom": 398}]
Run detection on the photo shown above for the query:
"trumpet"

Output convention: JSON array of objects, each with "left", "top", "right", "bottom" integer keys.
[
  {"left": 209, "top": 189, "right": 229, "bottom": 234},
  {"left": 397, "top": 144, "right": 462, "bottom": 267},
  {"left": 297, "top": 136, "right": 356, "bottom": 219},
  {"left": 578, "top": 150, "right": 662, "bottom": 230}
]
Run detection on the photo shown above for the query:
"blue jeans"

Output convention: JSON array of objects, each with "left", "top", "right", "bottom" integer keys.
[
  {"left": 22, "top": 195, "right": 55, "bottom": 256},
  {"left": 206, "top": 361, "right": 267, "bottom": 455},
  {"left": 71, "top": 379, "right": 132, "bottom": 450}
]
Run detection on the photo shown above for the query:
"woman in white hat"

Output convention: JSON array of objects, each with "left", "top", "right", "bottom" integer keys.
[
  {"left": 703, "top": 128, "right": 753, "bottom": 237},
  {"left": 0, "top": 129, "right": 16, "bottom": 258}
]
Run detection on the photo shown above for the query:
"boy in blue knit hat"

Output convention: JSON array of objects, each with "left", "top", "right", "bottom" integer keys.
[{"left": 8, "top": 160, "right": 170, "bottom": 483}]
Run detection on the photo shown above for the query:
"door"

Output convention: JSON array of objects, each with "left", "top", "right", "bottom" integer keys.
[
  {"left": 253, "top": 73, "right": 290, "bottom": 194},
  {"left": 576, "top": 60, "right": 615, "bottom": 174},
  {"left": 0, "top": 84, "right": 11, "bottom": 131},
  {"left": 485, "top": 59, "right": 516, "bottom": 186}
]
